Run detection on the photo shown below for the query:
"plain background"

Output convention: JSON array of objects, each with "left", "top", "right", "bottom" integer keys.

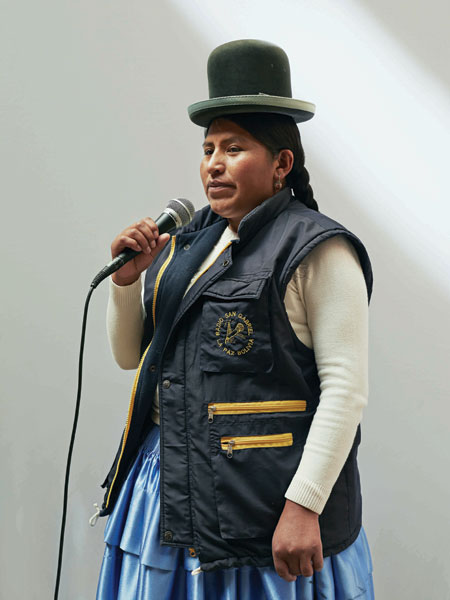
[{"left": 1, "top": 1, "right": 449, "bottom": 598}]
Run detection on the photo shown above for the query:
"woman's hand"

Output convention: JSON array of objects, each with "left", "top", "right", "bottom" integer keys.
[
  {"left": 110, "top": 218, "right": 171, "bottom": 286},
  {"left": 272, "top": 498, "right": 324, "bottom": 582}
]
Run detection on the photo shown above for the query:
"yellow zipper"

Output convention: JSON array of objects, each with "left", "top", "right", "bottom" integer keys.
[
  {"left": 208, "top": 400, "right": 307, "bottom": 423},
  {"left": 105, "top": 235, "right": 176, "bottom": 509},
  {"left": 221, "top": 433, "right": 293, "bottom": 457}
]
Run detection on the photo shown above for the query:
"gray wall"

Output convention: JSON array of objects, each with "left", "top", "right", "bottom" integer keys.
[{"left": 2, "top": 1, "right": 449, "bottom": 598}]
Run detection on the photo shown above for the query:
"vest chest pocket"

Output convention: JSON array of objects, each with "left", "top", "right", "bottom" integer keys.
[
  {"left": 207, "top": 400, "right": 313, "bottom": 540},
  {"left": 200, "top": 273, "right": 273, "bottom": 373}
]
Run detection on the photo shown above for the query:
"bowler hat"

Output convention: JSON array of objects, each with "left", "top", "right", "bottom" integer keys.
[{"left": 187, "top": 39, "right": 315, "bottom": 127}]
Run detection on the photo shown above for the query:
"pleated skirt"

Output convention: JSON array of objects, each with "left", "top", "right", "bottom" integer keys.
[{"left": 96, "top": 423, "right": 375, "bottom": 599}]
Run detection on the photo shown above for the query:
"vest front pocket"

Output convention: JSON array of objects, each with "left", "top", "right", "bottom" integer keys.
[
  {"left": 221, "top": 433, "right": 293, "bottom": 457},
  {"left": 208, "top": 405, "right": 313, "bottom": 540},
  {"left": 199, "top": 273, "right": 273, "bottom": 373},
  {"left": 208, "top": 400, "right": 307, "bottom": 422}
]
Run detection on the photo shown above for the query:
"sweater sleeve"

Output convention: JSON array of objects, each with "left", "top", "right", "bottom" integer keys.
[
  {"left": 106, "top": 276, "right": 146, "bottom": 370},
  {"left": 283, "top": 234, "right": 369, "bottom": 515}
]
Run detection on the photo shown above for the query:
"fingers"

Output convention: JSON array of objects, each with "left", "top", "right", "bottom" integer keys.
[
  {"left": 111, "top": 218, "right": 161, "bottom": 259},
  {"left": 284, "top": 552, "right": 313, "bottom": 579},
  {"left": 126, "top": 218, "right": 157, "bottom": 253},
  {"left": 279, "top": 555, "right": 320, "bottom": 581},
  {"left": 312, "top": 549, "right": 324, "bottom": 573},
  {"left": 298, "top": 554, "right": 314, "bottom": 578},
  {"left": 109, "top": 218, "right": 171, "bottom": 287},
  {"left": 115, "top": 233, "right": 148, "bottom": 256},
  {"left": 135, "top": 218, "right": 159, "bottom": 249},
  {"left": 127, "top": 223, "right": 152, "bottom": 254},
  {"left": 272, "top": 555, "right": 297, "bottom": 583},
  {"left": 296, "top": 544, "right": 324, "bottom": 578},
  {"left": 273, "top": 546, "right": 323, "bottom": 581}
]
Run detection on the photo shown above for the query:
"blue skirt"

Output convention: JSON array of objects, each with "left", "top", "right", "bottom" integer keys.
[{"left": 96, "top": 423, "right": 375, "bottom": 599}]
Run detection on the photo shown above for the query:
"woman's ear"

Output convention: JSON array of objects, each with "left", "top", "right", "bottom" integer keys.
[{"left": 276, "top": 149, "right": 294, "bottom": 179}]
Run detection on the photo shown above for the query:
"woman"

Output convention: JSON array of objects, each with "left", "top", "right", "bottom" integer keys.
[{"left": 96, "top": 40, "right": 375, "bottom": 599}]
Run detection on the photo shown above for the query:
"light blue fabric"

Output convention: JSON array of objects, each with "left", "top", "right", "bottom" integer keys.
[{"left": 97, "top": 423, "right": 375, "bottom": 599}]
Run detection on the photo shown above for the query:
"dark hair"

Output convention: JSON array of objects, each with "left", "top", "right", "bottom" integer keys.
[{"left": 205, "top": 113, "right": 319, "bottom": 211}]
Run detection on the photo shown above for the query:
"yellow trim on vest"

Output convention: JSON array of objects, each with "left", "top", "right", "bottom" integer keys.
[
  {"left": 220, "top": 433, "right": 293, "bottom": 457},
  {"left": 152, "top": 235, "right": 176, "bottom": 327},
  {"left": 105, "top": 235, "right": 177, "bottom": 509},
  {"left": 208, "top": 400, "right": 307, "bottom": 422},
  {"left": 188, "top": 240, "right": 233, "bottom": 289}
]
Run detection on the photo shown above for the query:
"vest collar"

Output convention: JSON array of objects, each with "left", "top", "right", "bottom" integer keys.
[
  {"left": 185, "top": 186, "right": 294, "bottom": 244},
  {"left": 236, "top": 186, "right": 293, "bottom": 242}
]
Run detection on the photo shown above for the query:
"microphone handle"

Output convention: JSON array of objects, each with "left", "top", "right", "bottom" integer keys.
[{"left": 90, "top": 211, "right": 177, "bottom": 289}]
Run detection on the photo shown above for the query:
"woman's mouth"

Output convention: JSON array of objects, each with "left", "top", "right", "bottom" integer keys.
[{"left": 208, "top": 184, "right": 235, "bottom": 195}]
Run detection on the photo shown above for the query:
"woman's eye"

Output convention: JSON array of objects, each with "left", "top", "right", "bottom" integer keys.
[{"left": 203, "top": 146, "right": 241, "bottom": 156}]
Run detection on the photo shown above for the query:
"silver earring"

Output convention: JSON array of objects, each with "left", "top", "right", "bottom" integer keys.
[{"left": 274, "top": 174, "right": 282, "bottom": 191}]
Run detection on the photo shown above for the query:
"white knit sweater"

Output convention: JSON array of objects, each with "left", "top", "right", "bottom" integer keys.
[{"left": 106, "top": 230, "right": 369, "bottom": 515}]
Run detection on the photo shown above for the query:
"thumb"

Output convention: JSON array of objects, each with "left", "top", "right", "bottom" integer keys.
[
  {"left": 157, "top": 232, "right": 171, "bottom": 246},
  {"left": 154, "top": 232, "right": 171, "bottom": 254}
]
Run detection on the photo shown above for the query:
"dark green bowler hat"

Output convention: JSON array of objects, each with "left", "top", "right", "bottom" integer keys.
[{"left": 187, "top": 39, "right": 315, "bottom": 127}]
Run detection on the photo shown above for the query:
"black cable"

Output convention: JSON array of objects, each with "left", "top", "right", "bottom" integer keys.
[{"left": 54, "top": 283, "right": 95, "bottom": 600}]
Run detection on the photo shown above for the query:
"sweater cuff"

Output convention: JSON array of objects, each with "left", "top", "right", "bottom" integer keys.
[
  {"left": 109, "top": 276, "right": 143, "bottom": 308},
  {"left": 284, "top": 477, "right": 330, "bottom": 515}
]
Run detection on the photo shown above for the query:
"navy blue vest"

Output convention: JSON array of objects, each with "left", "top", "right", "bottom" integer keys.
[{"left": 99, "top": 187, "right": 373, "bottom": 573}]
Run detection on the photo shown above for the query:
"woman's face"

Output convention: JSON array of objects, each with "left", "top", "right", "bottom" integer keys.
[{"left": 200, "top": 118, "right": 279, "bottom": 232}]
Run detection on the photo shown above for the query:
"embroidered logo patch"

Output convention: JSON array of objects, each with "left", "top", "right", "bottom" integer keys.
[{"left": 215, "top": 311, "right": 254, "bottom": 356}]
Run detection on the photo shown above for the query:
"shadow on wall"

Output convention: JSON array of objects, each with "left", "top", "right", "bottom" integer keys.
[
  {"left": 312, "top": 153, "right": 449, "bottom": 597},
  {"left": 357, "top": 0, "right": 450, "bottom": 90}
]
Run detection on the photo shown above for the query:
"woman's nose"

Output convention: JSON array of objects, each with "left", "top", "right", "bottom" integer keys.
[{"left": 207, "top": 151, "right": 225, "bottom": 174}]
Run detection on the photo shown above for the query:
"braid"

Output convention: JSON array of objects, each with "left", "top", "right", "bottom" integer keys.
[
  {"left": 209, "top": 113, "right": 319, "bottom": 212},
  {"left": 287, "top": 160, "right": 318, "bottom": 211},
  {"left": 281, "top": 120, "right": 319, "bottom": 211}
]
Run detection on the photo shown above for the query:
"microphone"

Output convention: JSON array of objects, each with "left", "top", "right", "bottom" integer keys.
[{"left": 91, "top": 198, "right": 195, "bottom": 288}]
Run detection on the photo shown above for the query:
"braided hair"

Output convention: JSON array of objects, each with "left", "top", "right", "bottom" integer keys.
[{"left": 205, "top": 113, "right": 319, "bottom": 212}]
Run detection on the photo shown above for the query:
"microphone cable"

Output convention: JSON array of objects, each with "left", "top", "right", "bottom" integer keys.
[
  {"left": 53, "top": 198, "right": 195, "bottom": 598},
  {"left": 54, "top": 284, "right": 94, "bottom": 600}
]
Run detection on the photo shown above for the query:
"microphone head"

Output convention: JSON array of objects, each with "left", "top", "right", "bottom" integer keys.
[{"left": 166, "top": 198, "right": 195, "bottom": 228}]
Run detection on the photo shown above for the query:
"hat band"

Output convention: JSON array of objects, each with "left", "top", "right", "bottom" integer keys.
[{"left": 189, "top": 94, "right": 315, "bottom": 114}]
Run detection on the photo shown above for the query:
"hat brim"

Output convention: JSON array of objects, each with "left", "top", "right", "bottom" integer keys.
[{"left": 187, "top": 95, "right": 315, "bottom": 127}]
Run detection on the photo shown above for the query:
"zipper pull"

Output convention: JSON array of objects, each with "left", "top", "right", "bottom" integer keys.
[
  {"left": 89, "top": 503, "right": 101, "bottom": 527},
  {"left": 226, "top": 439, "right": 235, "bottom": 458},
  {"left": 191, "top": 566, "right": 202, "bottom": 575},
  {"left": 208, "top": 405, "right": 216, "bottom": 423}
]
